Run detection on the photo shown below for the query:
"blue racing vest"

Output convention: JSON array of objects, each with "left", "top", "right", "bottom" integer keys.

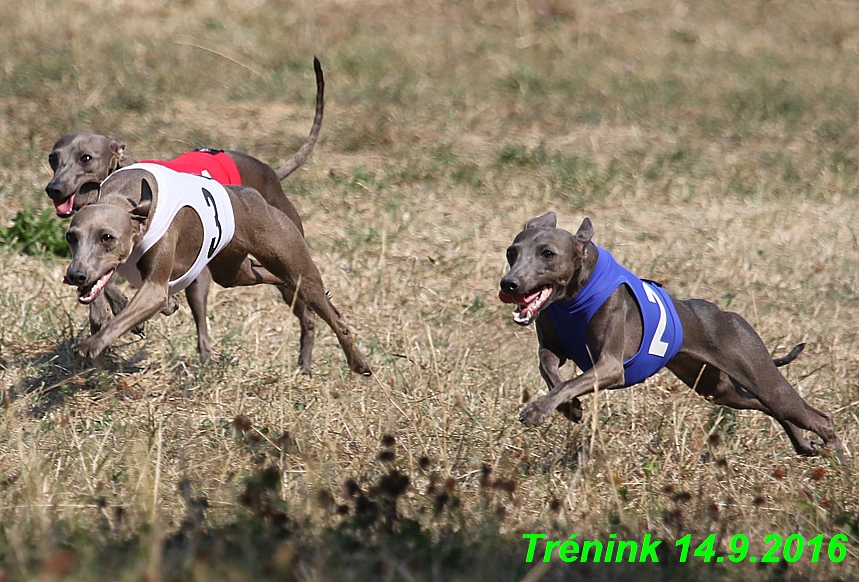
[{"left": 546, "top": 246, "right": 683, "bottom": 387}]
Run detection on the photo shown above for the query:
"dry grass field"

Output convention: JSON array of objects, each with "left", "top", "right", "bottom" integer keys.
[{"left": 1, "top": 0, "right": 859, "bottom": 580}]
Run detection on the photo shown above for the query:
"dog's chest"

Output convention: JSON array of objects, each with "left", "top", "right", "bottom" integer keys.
[{"left": 546, "top": 247, "right": 684, "bottom": 387}]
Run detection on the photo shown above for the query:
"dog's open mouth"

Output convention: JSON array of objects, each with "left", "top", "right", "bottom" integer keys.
[
  {"left": 54, "top": 193, "right": 76, "bottom": 218},
  {"left": 499, "top": 285, "right": 553, "bottom": 325},
  {"left": 66, "top": 269, "right": 115, "bottom": 304}
]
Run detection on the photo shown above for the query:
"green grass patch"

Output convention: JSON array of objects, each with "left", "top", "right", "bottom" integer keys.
[{"left": 0, "top": 209, "right": 69, "bottom": 258}]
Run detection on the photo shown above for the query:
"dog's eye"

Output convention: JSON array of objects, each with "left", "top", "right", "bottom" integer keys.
[
  {"left": 48, "top": 153, "right": 59, "bottom": 169},
  {"left": 101, "top": 234, "right": 114, "bottom": 244},
  {"left": 65, "top": 232, "right": 76, "bottom": 244},
  {"left": 541, "top": 249, "right": 555, "bottom": 259},
  {"left": 506, "top": 248, "right": 517, "bottom": 264},
  {"left": 80, "top": 154, "right": 92, "bottom": 164}
]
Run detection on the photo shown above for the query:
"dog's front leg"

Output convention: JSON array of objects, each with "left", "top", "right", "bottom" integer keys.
[
  {"left": 88, "top": 293, "right": 113, "bottom": 334},
  {"left": 534, "top": 316, "right": 583, "bottom": 422},
  {"left": 519, "top": 352, "right": 625, "bottom": 426},
  {"left": 538, "top": 346, "right": 566, "bottom": 389},
  {"left": 521, "top": 303, "right": 631, "bottom": 427},
  {"left": 538, "top": 344, "right": 585, "bottom": 423},
  {"left": 73, "top": 281, "right": 169, "bottom": 360},
  {"left": 102, "top": 280, "right": 146, "bottom": 337}
]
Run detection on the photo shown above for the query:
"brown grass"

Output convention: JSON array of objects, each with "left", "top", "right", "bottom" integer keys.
[{"left": 1, "top": 0, "right": 859, "bottom": 579}]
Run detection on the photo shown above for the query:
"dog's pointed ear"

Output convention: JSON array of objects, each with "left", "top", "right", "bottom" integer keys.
[
  {"left": 524, "top": 212, "right": 557, "bottom": 230},
  {"left": 130, "top": 178, "right": 153, "bottom": 225},
  {"left": 109, "top": 138, "right": 128, "bottom": 171},
  {"left": 575, "top": 217, "right": 594, "bottom": 255}
]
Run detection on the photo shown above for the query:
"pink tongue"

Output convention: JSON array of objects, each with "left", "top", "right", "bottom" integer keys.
[
  {"left": 521, "top": 289, "right": 542, "bottom": 304},
  {"left": 500, "top": 288, "right": 545, "bottom": 307},
  {"left": 54, "top": 195, "right": 75, "bottom": 216}
]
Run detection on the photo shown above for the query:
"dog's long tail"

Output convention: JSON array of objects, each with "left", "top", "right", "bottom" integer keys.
[
  {"left": 274, "top": 57, "right": 324, "bottom": 182},
  {"left": 773, "top": 343, "right": 805, "bottom": 367}
]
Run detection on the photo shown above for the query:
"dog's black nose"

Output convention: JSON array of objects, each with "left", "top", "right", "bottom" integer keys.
[
  {"left": 45, "top": 182, "right": 64, "bottom": 200},
  {"left": 65, "top": 267, "right": 87, "bottom": 286},
  {"left": 500, "top": 275, "right": 522, "bottom": 295}
]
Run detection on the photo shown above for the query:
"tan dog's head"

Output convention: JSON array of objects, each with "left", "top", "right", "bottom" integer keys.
[
  {"left": 63, "top": 177, "right": 152, "bottom": 304},
  {"left": 499, "top": 213, "right": 595, "bottom": 325},
  {"left": 46, "top": 132, "right": 129, "bottom": 217}
]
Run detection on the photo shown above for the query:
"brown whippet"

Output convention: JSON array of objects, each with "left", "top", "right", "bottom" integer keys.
[
  {"left": 499, "top": 212, "right": 843, "bottom": 459},
  {"left": 63, "top": 164, "right": 371, "bottom": 375},
  {"left": 47, "top": 58, "right": 324, "bottom": 367}
]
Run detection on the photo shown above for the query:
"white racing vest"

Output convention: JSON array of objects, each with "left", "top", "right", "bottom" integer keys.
[{"left": 114, "top": 163, "right": 236, "bottom": 295}]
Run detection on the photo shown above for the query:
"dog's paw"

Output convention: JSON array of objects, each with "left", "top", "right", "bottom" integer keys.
[
  {"left": 131, "top": 322, "right": 146, "bottom": 338},
  {"left": 160, "top": 295, "right": 179, "bottom": 316},
  {"left": 344, "top": 346, "right": 372, "bottom": 376},
  {"left": 351, "top": 357, "right": 373, "bottom": 377},
  {"left": 556, "top": 397, "right": 583, "bottom": 422},
  {"left": 793, "top": 437, "right": 821, "bottom": 457},
  {"left": 519, "top": 399, "right": 553, "bottom": 427},
  {"left": 71, "top": 338, "right": 105, "bottom": 361}
]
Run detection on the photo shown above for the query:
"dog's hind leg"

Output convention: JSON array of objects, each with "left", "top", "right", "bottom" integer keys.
[
  {"left": 297, "top": 288, "right": 370, "bottom": 375},
  {"left": 236, "top": 239, "right": 367, "bottom": 373},
  {"left": 260, "top": 261, "right": 368, "bottom": 375},
  {"left": 275, "top": 286, "right": 316, "bottom": 371},
  {"left": 669, "top": 356, "right": 818, "bottom": 456},
  {"left": 208, "top": 256, "right": 316, "bottom": 370},
  {"left": 210, "top": 213, "right": 370, "bottom": 375},
  {"left": 185, "top": 268, "right": 213, "bottom": 362},
  {"left": 674, "top": 301, "right": 843, "bottom": 458}
]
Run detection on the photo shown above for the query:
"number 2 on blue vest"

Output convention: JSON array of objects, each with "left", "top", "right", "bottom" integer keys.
[{"left": 642, "top": 283, "right": 669, "bottom": 357}]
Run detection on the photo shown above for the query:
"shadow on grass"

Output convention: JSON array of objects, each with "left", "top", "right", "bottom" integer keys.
[{"left": 8, "top": 335, "right": 148, "bottom": 417}]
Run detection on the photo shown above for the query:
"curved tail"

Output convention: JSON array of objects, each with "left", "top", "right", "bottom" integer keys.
[
  {"left": 773, "top": 342, "right": 805, "bottom": 367},
  {"left": 275, "top": 56, "right": 324, "bottom": 181}
]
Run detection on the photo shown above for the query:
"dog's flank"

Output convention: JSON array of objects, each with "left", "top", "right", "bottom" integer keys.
[
  {"left": 500, "top": 212, "right": 843, "bottom": 460},
  {"left": 65, "top": 166, "right": 371, "bottom": 375},
  {"left": 46, "top": 58, "right": 324, "bottom": 366}
]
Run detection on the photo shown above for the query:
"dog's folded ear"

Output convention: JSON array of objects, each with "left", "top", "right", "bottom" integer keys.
[
  {"left": 524, "top": 212, "right": 557, "bottom": 230},
  {"left": 130, "top": 178, "right": 153, "bottom": 225},
  {"left": 575, "top": 218, "right": 594, "bottom": 254},
  {"left": 109, "top": 138, "right": 128, "bottom": 171}
]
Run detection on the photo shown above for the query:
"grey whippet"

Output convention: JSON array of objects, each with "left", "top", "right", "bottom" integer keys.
[
  {"left": 499, "top": 212, "right": 843, "bottom": 459},
  {"left": 63, "top": 164, "right": 371, "bottom": 375},
  {"left": 47, "top": 58, "right": 324, "bottom": 367}
]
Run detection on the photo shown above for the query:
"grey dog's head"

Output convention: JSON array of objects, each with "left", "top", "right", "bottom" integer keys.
[
  {"left": 63, "top": 175, "right": 153, "bottom": 304},
  {"left": 499, "top": 212, "right": 595, "bottom": 325},
  {"left": 46, "top": 132, "right": 128, "bottom": 218}
]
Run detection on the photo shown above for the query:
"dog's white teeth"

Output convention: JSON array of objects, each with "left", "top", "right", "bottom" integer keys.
[
  {"left": 510, "top": 286, "right": 553, "bottom": 325},
  {"left": 77, "top": 270, "right": 115, "bottom": 304},
  {"left": 512, "top": 310, "right": 531, "bottom": 325}
]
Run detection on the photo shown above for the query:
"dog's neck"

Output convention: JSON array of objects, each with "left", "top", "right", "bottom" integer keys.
[{"left": 561, "top": 242, "right": 599, "bottom": 302}]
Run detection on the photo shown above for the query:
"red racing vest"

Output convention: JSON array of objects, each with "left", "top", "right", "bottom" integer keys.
[{"left": 141, "top": 149, "right": 242, "bottom": 186}]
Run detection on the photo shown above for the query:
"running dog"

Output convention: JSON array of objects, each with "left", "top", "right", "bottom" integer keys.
[
  {"left": 64, "top": 163, "right": 370, "bottom": 375},
  {"left": 499, "top": 212, "right": 843, "bottom": 458}
]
